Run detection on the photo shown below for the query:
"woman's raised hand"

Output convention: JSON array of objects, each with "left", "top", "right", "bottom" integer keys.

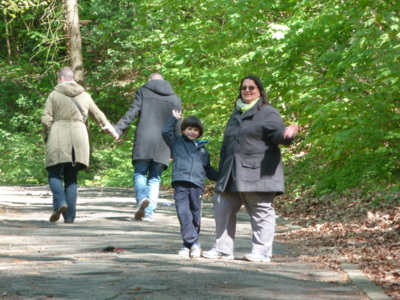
[{"left": 283, "top": 124, "right": 299, "bottom": 139}]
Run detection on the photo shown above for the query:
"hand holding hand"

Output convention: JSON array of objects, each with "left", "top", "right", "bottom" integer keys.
[
  {"left": 111, "top": 130, "right": 120, "bottom": 140},
  {"left": 108, "top": 128, "right": 119, "bottom": 140},
  {"left": 104, "top": 123, "right": 120, "bottom": 140},
  {"left": 283, "top": 124, "right": 299, "bottom": 139},
  {"left": 172, "top": 109, "right": 184, "bottom": 120}
]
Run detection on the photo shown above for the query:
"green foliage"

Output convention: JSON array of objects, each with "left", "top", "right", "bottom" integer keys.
[
  {"left": 280, "top": 0, "right": 400, "bottom": 195},
  {"left": 0, "top": 0, "right": 398, "bottom": 204},
  {"left": 80, "top": 141, "right": 133, "bottom": 187},
  {"left": 1, "top": 0, "right": 48, "bottom": 17},
  {"left": 0, "top": 129, "right": 47, "bottom": 184}
]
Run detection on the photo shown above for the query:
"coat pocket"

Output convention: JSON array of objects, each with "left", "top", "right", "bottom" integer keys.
[
  {"left": 241, "top": 159, "right": 263, "bottom": 181},
  {"left": 242, "top": 160, "right": 262, "bottom": 169}
]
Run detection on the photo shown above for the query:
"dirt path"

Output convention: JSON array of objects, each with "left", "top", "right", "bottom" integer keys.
[{"left": 0, "top": 185, "right": 380, "bottom": 299}]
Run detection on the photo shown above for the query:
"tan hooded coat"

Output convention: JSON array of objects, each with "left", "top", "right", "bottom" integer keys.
[{"left": 41, "top": 81, "right": 113, "bottom": 170}]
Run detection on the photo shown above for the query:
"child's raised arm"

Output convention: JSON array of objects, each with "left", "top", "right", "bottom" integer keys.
[
  {"left": 162, "top": 111, "right": 181, "bottom": 149},
  {"left": 172, "top": 109, "right": 184, "bottom": 120}
]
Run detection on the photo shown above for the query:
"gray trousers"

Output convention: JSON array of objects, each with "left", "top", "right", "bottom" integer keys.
[{"left": 212, "top": 192, "right": 276, "bottom": 257}]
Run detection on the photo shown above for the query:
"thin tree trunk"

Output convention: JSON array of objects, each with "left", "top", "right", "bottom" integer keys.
[
  {"left": 4, "top": 14, "right": 12, "bottom": 64},
  {"left": 65, "top": 0, "right": 84, "bottom": 85}
]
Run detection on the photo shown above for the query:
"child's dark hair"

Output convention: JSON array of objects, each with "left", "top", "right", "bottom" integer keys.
[{"left": 181, "top": 116, "right": 204, "bottom": 138}]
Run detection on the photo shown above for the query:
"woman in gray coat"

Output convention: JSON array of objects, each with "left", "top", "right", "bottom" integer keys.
[
  {"left": 41, "top": 67, "right": 117, "bottom": 223},
  {"left": 202, "top": 75, "right": 299, "bottom": 262}
]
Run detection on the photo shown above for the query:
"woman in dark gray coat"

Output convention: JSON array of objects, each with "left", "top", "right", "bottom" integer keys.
[{"left": 202, "top": 75, "right": 299, "bottom": 262}]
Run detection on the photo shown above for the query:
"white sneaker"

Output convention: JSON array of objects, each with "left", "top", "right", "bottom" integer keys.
[
  {"left": 202, "top": 249, "right": 234, "bottom": 260},
  {"left": 178, "top": 247, "right": 190, "bottom": 258},
  {"left": 243, "top": 253, "right": 271, "bottom": 263},
  {"left": 134, "top": 198, "right": 149, "bottom": 220},
  {"left": 190, "top": 244, "right": 202, "bottom": 258}
]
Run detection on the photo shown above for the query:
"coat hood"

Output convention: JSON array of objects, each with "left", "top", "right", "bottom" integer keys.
[
  {"left": 143, "top": 80, "right": 175, "bottom": 96},
  {"left": 54, "top": 81, "right": 85, "bottom": 97}
]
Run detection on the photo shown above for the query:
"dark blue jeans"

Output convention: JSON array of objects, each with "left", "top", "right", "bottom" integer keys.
[
  {"left": 173, "top": 181, "right": 203, "bottom": 248},
  {"left": 48, "top": 163, "right": 80, "bottom": 222}
]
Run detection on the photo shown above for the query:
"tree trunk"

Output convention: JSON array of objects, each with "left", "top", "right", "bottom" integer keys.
[
  {"left": 65, "top": 0, "right": 84, "bottom": 85},
  {"left": 4, "top": 14, "right": 12, "bottom": 64}
]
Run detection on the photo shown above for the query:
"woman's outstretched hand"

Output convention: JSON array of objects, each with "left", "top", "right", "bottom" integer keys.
[{"left": 283, "top": 124, "right": 299, "bottom": 139}]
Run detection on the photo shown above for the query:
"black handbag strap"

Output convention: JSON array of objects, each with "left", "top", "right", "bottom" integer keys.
[{"left": 71, "top": 97, "right": 85, "bottom": 118}]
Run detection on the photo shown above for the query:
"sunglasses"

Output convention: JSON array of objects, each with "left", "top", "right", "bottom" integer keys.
[{"left": 241, "top": 85, "right": 257, "bottom": 91}]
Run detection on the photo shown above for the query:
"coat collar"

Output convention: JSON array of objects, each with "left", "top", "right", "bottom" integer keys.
[
  {"left": 182, "top": 134, "right": 208, "bottom": 148},
  {"left": 234, "top": 99, "right": 261, "bottom": 120}
]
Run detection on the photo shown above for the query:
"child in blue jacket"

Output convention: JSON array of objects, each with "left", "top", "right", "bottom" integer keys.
[{"left": 162, "top": 110, "right": 219, "bottom": 258}]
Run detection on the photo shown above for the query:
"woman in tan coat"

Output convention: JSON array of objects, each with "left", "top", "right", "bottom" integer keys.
[{"left": 41, "top": 67, "right": 117, "bottom": 223}]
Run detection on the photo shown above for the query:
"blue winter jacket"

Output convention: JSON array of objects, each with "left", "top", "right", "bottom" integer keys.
[{"left": 162, "top": 116, "right": 219, "bottom": 190}]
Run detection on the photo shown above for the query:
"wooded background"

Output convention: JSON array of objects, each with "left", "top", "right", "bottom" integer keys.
[{"left": 1, "top": 0, "right": 399, "bottom": 206}]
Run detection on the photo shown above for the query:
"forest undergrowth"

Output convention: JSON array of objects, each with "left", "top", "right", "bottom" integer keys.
[{"left": 275, "top": 191, "right": 400, "bottom": 299}]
